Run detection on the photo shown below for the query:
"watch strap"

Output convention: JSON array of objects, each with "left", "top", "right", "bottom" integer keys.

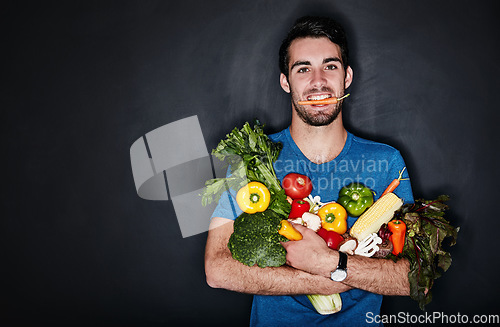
[{"left": 337, "top": 251, "right": 347, "bottom": 270}]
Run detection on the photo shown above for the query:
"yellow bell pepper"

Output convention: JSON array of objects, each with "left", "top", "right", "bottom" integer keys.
[
  {"left": 317, "top": 203, "right": 347, "bottom": 234},
  {"left": 236, "top": 181, "right": 271, "bottom": 214},
  {"left": 279, "top": 220, "right": 303, "bottom": 241}
]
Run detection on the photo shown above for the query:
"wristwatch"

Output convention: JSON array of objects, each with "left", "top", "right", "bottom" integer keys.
[{"left": 330, "top": 252, "right": 348, "bottom": 282}]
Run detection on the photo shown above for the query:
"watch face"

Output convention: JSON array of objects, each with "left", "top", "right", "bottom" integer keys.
[{"left": 331, "top": 269, "right": 347, "bottom": 282}]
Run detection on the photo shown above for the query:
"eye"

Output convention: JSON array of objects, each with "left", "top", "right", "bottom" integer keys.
[
  {"left": 297, "top": 67, "right": 310, "bottom": 73},
  {"left": 325, "top": 64, "right": 338, "bottom": 70}
]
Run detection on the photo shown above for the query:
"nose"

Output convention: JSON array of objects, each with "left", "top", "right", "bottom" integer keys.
[{"left": 310, "top": 69, "right": 327, "bottom": 88}]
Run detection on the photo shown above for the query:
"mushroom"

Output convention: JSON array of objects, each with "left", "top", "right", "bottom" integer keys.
[
  {"left": 301, "top": 212, "right": 322, "bottom": 232},
  {"left": 354, "top": 233, "right": 382, "bottom": 257},
  {"left": 338, "top": 238, "right": 357, "bottom": 255},
  {"left": 287, "top": 217, "right": 303, "bottom": 225},
  {"left": 287, "top": 212, "right": 322, "bottom": 232},
  {"left": 305, "top": 194, "right": 325, "bottom": 214},
  {"left": 372, "top": 240, "right": 394, "bottom": 258}
]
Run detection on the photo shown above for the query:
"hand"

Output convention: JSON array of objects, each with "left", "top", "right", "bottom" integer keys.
[{"left": 281, "top": 224, "right": 337, "bottom": 278}]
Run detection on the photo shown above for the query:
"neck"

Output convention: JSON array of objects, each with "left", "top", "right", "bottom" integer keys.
[{"left": 289, "top": 113, "right": 347, "bottom": 164}]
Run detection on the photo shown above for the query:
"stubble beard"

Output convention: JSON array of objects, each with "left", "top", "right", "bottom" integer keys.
[{"left": 291, "top": 87, "right": 344, "bottom": 127}]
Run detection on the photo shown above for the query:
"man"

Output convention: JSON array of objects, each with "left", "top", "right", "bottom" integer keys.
[{"left": 205, "top": 16, "right": 413, "bottom": 326}]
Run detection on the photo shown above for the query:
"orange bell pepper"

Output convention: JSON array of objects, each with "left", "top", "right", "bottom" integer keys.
[{"left": 388, "top": 219, "right": 406, "bottom": 255}]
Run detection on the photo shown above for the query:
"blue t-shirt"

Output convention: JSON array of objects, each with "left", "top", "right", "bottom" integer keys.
[{"left": 212, "top": 128, "right": 414, "bottom": 326}]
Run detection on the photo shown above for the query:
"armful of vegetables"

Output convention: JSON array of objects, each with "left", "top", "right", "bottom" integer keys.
[{"left": 203, "top": 123, "right": 459, "bottom": 313}]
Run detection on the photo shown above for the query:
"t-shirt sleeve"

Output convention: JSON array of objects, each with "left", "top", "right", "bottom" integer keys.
[
  {"left": 210, "top": 166, "right": 243, "bottom": 220},
  {"left": 211, "top": 187, "right": 242, "bottom": 220}
]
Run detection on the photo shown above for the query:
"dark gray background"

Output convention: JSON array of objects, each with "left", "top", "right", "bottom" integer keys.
[{"left": 3, "top": 0, "right": 499, "bottom": 326}]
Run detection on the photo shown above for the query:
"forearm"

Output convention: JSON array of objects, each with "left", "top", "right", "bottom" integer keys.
[
  {"left": 206, "top": 252, "right": 350, "bottom": 295},
  {"left": 312, "top": 250, "right": 410, "bottom": 296},
  {"left": 344, "top": 255, "right": 410, "bottom": 295},
  {"left": 205, "top": 218, "right": 351, "bottom": 296}
]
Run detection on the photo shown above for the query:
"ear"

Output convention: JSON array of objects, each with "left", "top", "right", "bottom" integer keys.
[
  {"left": 344, "top": 66, "right": 353, "bottom": 89},
  {"left": 280, "top": 73, "right": 290, "bottom": 93}
]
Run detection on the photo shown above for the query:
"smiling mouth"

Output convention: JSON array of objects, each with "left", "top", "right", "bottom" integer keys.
[{"left": 307, "top": 94, "right": 332, "bottom": 101}]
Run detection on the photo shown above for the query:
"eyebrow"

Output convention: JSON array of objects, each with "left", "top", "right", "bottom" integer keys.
[
  {"left": 290, "top": 57, "right": 342, "bottom": 71},
  {"left": 290, "top": 60, "right": 311, "bottom": 71},
  {"left": 324, "top": 57, "right": 342, "bottom": 64}
]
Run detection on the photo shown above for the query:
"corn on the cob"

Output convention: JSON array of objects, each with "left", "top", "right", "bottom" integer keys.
[{"left": 350, "top": 192, "right": 403, "bottom": 240}]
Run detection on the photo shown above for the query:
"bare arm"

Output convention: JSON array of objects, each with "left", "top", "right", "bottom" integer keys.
[
  {"left": 282, "top": 224, "right": 410, "bottom": 296},
  {"left": 204, "top": 217, "right": 352, "bottom": 296}
]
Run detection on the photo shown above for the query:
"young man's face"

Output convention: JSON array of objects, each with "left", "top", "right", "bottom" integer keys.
[{"left": 280, "top": 37, "right": 353, "bottom": 126}]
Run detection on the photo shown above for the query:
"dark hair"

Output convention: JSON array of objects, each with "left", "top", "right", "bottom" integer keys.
[{"left": 279, "top": 16, "right": 349, "bottom": 77}]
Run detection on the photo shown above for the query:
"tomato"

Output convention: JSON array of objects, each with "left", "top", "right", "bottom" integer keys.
[{"left": 282, "top": 173, "right": 313, "bottom": 199}]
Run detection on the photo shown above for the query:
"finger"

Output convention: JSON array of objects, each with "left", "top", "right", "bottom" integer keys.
[
  {"left": 292, "top": 223, "right": 316, "bottom": 237},
  {"left": 291, "top": 223, "right": 308, "bottom": 233},
  {"left": 280, "top": 241, "right": 292, "bottom": 249}
]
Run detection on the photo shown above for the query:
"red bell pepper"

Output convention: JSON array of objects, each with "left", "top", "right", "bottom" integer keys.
[
  {"left": 317, "top": 228, "right": 344, "bottom": 250},
  {"left": 288, "top": 199, "right": 310, "bottom": 219}
]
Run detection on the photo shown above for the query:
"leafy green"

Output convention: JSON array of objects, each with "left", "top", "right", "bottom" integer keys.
[
  {"left": 391, "top": 195, "right": 459, "bottom": 310},
  {"left": 228, "top": 210, "right": 288, "bottom": 268},
  {"left": 201, "top": 120, "right": 291, "bottom": 217}
]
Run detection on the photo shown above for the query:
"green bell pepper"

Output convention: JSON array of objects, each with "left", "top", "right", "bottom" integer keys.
[{"left": 337, "top": 182, "right": 374, "bottom": 217}]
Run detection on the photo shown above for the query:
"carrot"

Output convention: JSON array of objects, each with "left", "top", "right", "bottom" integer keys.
[
  {"left": 297, "top": 93, "right": 350, "bottom": 106},
  {"left": 298, "top": 98, "right": 337, "bottom": 105},
  {"left": 381, "top": 167, "right": 408, "bottom": 197}
]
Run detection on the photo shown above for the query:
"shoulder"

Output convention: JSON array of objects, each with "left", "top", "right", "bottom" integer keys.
[
  {"left": 269, "top": 128, "right": 287, "bottom": 143},
  {"left": 349, "top": 133, "right": 402, "bottom": 158}
]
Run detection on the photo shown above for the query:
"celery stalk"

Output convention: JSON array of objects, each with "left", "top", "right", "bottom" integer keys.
[{"left": 307, "top": 293, "right": 342, "bottom": 315}]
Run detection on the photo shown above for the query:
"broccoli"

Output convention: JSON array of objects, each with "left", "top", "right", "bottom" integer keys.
[{"left": 228, "top": 210, "right": 288, "bottom": 268}]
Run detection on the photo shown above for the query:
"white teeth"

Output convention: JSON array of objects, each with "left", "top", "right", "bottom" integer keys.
[{"left": 308, "top": 94, "right": 331, "bottom": 100}]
